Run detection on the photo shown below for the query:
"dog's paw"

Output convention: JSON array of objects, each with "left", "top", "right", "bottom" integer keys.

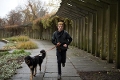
[
  {"left": 33, "top": 75, "right": 36, "bottom": 77},
  {"left": 30, "top": 76, "right": 33, "bottom": 80},
  {"left": 39, "top": 68, "right": 41, "bottom": 71}
]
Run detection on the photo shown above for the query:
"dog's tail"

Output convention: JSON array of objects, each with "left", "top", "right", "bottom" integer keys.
[{"left": 40, "top": 49, "right": 46, "bottom": 59}]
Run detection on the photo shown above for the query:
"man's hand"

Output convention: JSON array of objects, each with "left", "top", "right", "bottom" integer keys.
[
  {"left": 56, "top": 42, "right": 61, "bottom": 46},
  {"left": 63, "top": 44, "right": 67, "bottom": 47}
]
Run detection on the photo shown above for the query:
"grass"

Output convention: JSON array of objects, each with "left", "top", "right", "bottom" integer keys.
[
  {"left": 2, "top": 35, "right": 38, "bottom": 50},
  {"left": 5, "top": 35, "right": 29, "bottom": 42},
  {"left": 0, "top": 49, "right": 30, "bottom": 80}
]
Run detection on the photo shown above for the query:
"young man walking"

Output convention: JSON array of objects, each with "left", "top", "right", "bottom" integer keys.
[{"left": 52, "top": 21, "right": 72, "bottom": 80}]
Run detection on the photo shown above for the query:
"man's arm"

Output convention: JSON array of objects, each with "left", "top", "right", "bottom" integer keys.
[
  {"left": 66, "top": 33, "right": 72, "bottom": 45},
  {"left": 52, "top": 32, "right": 57, "bottom": 45}
]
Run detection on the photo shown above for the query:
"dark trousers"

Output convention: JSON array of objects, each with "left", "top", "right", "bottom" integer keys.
[{"left": 56, "top": 50, "right": 66, "bottom": 75}]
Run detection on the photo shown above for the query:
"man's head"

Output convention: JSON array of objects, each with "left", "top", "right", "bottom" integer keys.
[{"left": 57, "top": 21, "right": 64, "bottom": 32}]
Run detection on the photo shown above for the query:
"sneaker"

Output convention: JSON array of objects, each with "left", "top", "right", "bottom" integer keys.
[
  {"left": 57, "top": 74, "right": 61, "bottom": 80},
  {"left": 62, "top": 63, "right": 65, "bottom": 67}
]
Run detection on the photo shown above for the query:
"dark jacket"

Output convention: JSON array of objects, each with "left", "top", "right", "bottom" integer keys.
[{"left": 52, "top": 30, "right": 72, "bottom": 50}]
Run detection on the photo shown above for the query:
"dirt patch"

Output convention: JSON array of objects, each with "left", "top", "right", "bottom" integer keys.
[{"left": 78, "top": 71, "right": 120, "bottom": 80}]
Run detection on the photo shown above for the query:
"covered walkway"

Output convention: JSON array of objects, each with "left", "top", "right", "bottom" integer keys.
[{"left": 56, "top": 0, "right": 120, "bottom": 68}]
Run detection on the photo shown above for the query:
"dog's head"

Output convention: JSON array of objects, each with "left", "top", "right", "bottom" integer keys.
[
  {"left": 40, "top": 49, "right": 46, "bottom": 59},
  {"left": 24, "top": 56, "right": 32, "bottom": 65},
  {"left": 40, "top": 49, "right": 46, "bottom": 53}
]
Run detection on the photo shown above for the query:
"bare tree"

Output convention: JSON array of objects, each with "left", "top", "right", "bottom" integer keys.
[
  {"left": 17, "top": 0, "right": 47, "bottom": 24},
  {"left": 7, "top": 10, "right": 22, "bottom": 25},
  {"left": 1, "top": 0, "right": 48, "bottom": 26},
  {"left": 27, "top": 0, "right": 47, "bottom": 19},
  {"left": 0, "top": 18, "right": 8, "bottom": 27}
]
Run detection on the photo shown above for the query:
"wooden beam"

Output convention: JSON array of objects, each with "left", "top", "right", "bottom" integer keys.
[
  {"left": 116, "top": 1, "right": 120, "bottom": 68},
  {"left": 69, "top": 1, "right": 96, "bottom": 13},
  {"left": 80, "top": 18, "right": 83, "bottom": 49},
  {"left": 100, "top": 8, "right": 106, "bottom": 60},
  {"left": 100, "top": 0, "right": 118, "bottom": 4},
  {"left": 65, "top": 5, "right": 87, "bottom": 15},
  {"left": 57, "top": 3, "right": 84, "bottom": 18},
  {"left": 57, "top": 11, "right": 81, "bottom": 19},
  {"left": 107, "top": 4, "right": 117, "bottom": 63},
  {"left": 83, "top": 17, "right": 87, "bottom": 51},
  {"left": 57, "top": 13, "right": 77, "bottom": 20},
  {"left": 59, "top": 6, "right": 85, "bottom": 17},
  {"left": 95, "top": 10, "right": 100, "bottom": 57},
  {"left": 78, "top": 19, "right": 81, "bottom": 49},
  {"left": 88, "top": 13, "right": 94, "bottom": 53},
  {"left": 71, "top": 0, "right": 101, "bottom": 11},
  {"left": 92, "top": 13, "right": 97, "bottom": 55},
  {"left": 85, "top": 0, "right": 108, "bottom": 8},
  {"left": 59, "top": 0, "right": 88, "bottom": 15},
  {"left": 101, "top": 5, "right": 109, "bottom": 60}
]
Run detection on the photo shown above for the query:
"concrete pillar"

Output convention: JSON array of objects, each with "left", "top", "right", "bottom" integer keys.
[
  {"left": 78, "top": 19, "right": 81, "bottom": 49},
  {"left": 88, "top": 13, "right": 93, "bottom": 53},
  {"left": 116, "top": 1, "right": 120, "bottom": 68},
  {"left": 83, "top": 17, "right": 86, "bottom": 50},
  {"left": 100, "top": 8, "right": 106, "bottom": 60},
  {"left": 108, "top": 4, "right": 117, "bottom": 63},
  {"left": 92, "top": 13, "right": 96, "bottom": 55},
  {"left": 80, "top": 18, "right": 83, "bottom": 49},
  {"left": 95, "top": 10, "right": 101, "bottom": 57}
]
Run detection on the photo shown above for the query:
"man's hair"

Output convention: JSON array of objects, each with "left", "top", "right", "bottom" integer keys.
[{"left": 58, "top": 20, "right": 65, "bottom": 26}]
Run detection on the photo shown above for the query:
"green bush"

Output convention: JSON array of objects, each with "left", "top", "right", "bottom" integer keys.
[
  {"left": 6, "top": 35, "right": 29, "bottom": 42},
  {"left": 0, "top": 49, "right": 30, "bottom": 80},
  {"left": 12, "top": 49, "right": 25, "bottom": 54},
  {"left": 0, "top": 51, "right": 9, "bottom": 56}
]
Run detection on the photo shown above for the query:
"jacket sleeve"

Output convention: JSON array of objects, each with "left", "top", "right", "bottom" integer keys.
[
  {"left": 52, "top": 32, "right": 57, "bottom": 45},
  {"left": 66, "top": 33, "right": 72, "bottom": 45}
]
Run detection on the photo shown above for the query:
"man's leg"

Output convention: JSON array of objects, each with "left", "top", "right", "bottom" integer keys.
[
  {"left": 61, "top": 50, "right": 66, "bottom": 67},
  {"left": 57, "top": 56, "right": 61, "bottom": 75},
  {"left": 57, "top": 50, "right": 62, "bottom": 79}
]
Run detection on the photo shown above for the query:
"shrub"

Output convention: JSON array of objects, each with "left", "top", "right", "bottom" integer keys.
[
  {"left": 0, "top": 49, "right": 30, "bottom": 80},
  {"left": 6, "top": 36, "right": 18, "bottom": 42},
  {"left": 17, "top": 35, "right": 29, "bottom": 42},
  {"left": 0, "top": 51, "right": 9, "bottom": 56},
  {"left": 12, "top": 49, "right": 25, "bottom": 54},
  {"left": 16, "top": 41, "right": 38, "bottom": 49},
  {"left": 6, "top": 35, "right": 29, "bottom": 42}
]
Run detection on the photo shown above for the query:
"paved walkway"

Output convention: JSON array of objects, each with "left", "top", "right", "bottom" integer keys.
[{"left": 9, "top": 39, "right": 116, "bottom": 80}]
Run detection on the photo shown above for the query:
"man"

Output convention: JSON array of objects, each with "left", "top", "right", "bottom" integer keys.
[{"left": 52, "top": 21, "right": 72, "bottom": 80}]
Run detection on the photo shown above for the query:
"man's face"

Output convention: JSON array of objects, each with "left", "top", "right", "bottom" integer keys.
[{"left": 57, "top": 22, "right": 64, "bottom": 32}]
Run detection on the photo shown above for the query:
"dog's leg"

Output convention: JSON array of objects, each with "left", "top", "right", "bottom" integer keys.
[
  {"left": 34, "top": 66, "right": 37, "bottom": 76},
  {"left": 39, "top": 64, "right": 41, "bottom": 71},
  {"left": 30, "top": 69, "right": 34, "bottom": 80}
]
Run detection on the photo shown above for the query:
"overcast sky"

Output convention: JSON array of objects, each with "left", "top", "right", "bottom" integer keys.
[
  {"left": 0, "top": 0, "right": 26, "bottom": 18},
  {"left": 0, "top": 0, "right": 60, "bottom": 18}
]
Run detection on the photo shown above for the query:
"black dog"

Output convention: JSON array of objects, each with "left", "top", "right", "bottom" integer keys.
[{"left": 24, "top": 50, "right": 46, "bottom": 80}]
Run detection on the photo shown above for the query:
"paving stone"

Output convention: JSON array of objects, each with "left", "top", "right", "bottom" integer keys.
[
  {"left": 44, "top": 73, "right": 58, "bottom": 78},
  {"left": 43, "top": 77, "right": 82, "bottom": 80},
  {"left": 46, "top": 68, "right": 58, "bottom": 72},
  {"left": 11, "top": 72, "right": 44, "bottom": 79},
  {"left": 61, "top": 77, "right": 82, "bottom": 80},
  {"left": 62, "top": 72, "right": 79, "bottom": 77}
]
